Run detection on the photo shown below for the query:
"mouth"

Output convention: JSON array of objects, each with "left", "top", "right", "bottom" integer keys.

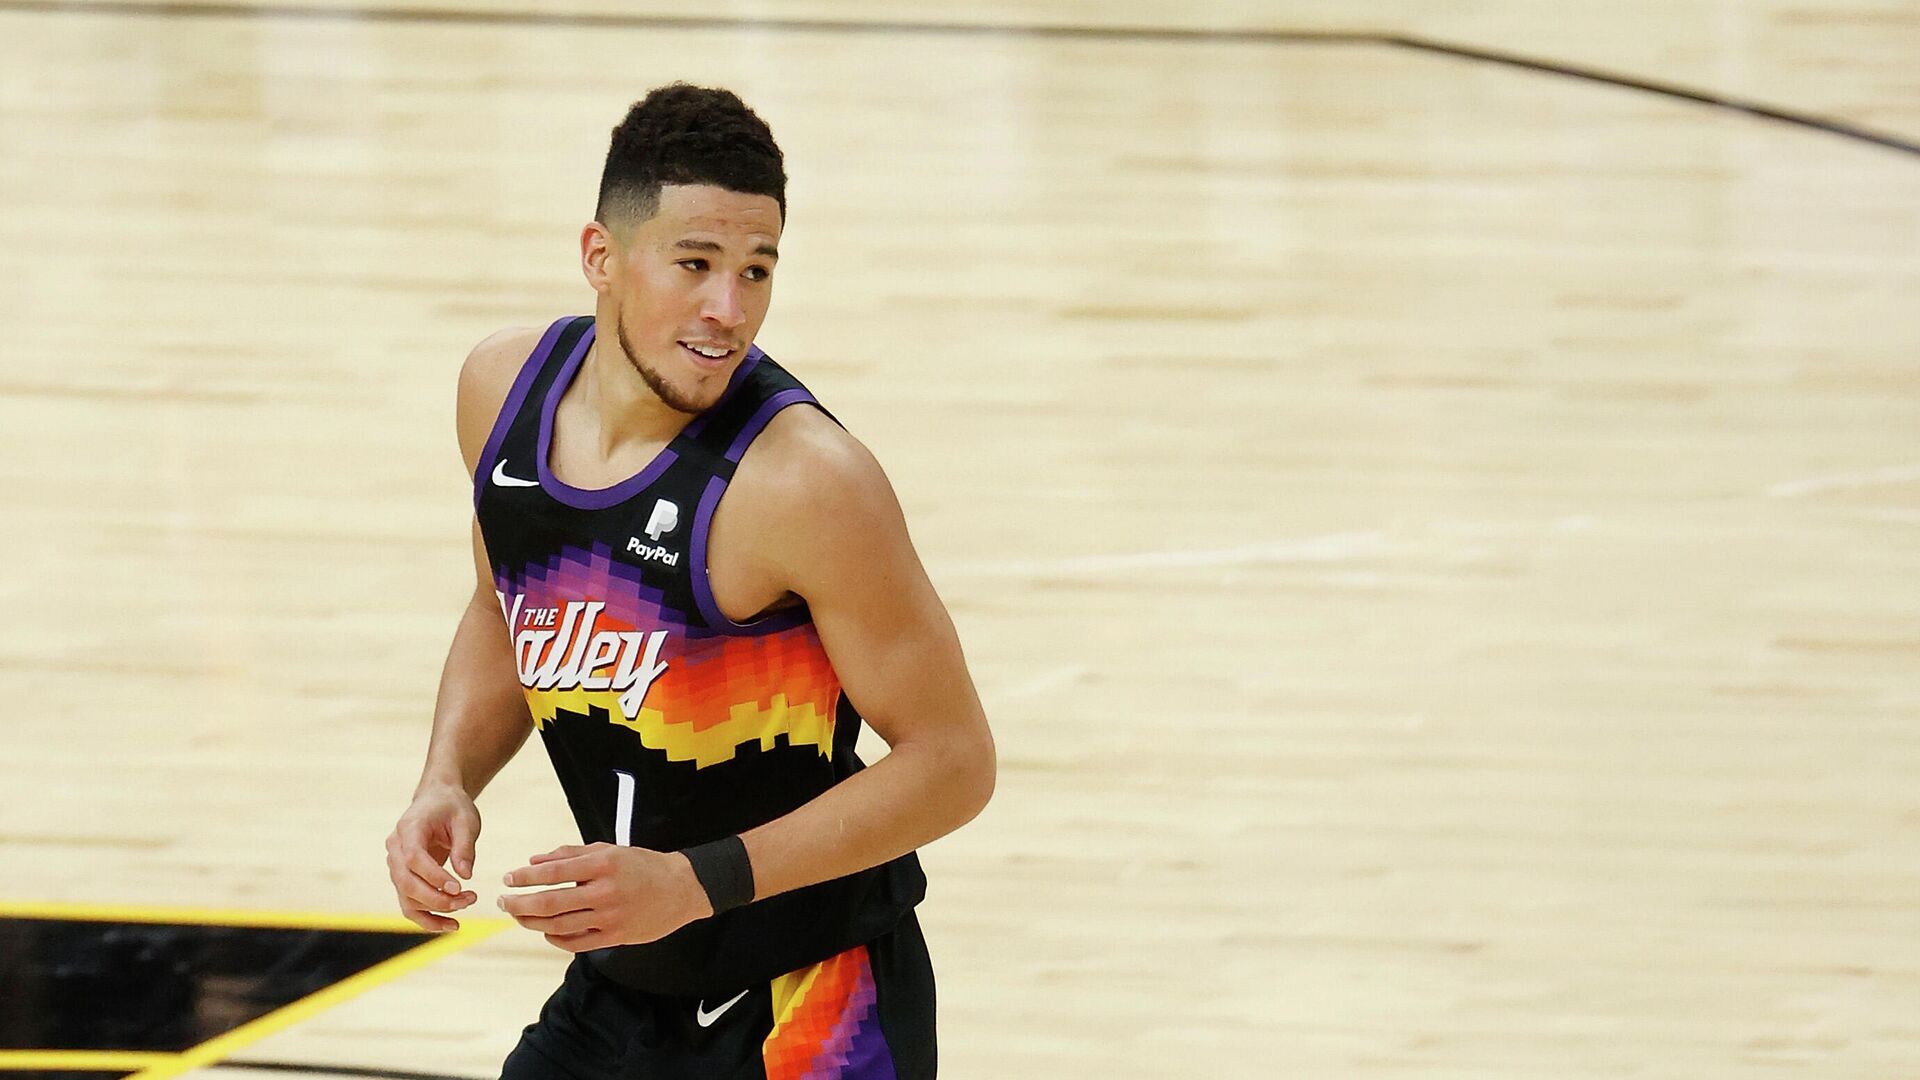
[{"left": 677, "top": 340, "right": 737, "bottom": 370}]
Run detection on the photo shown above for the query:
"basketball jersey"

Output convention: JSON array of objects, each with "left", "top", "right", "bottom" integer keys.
[{"left": 472, "top": 315, "right": 927, "bottom": 998}]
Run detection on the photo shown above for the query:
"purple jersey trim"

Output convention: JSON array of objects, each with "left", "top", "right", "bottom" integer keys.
[
  {"left": 727, "top": 387, "right": 817, "bottom": 462},
  {"left": 685, "top": 344, "right": 766, "bottom": 441},
  {"left": 690, "top": 385, "right": 823, "bottom": 634},
  {"left": 689, "top": 473, "right": 813, "bottom": 637},
  {"left": 536, "top": 334, "right": 769, "bottom": 511},
  {"left": 536, "top": 322, "right": 668, "bottom": 510},
  {"left": 472, "top": 316, "right": 571, "bottom": 509}
]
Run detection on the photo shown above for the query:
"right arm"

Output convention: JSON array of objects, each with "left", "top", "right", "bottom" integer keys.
[{"left": 384, "top": 327, "right": 543, "bottom": 932}]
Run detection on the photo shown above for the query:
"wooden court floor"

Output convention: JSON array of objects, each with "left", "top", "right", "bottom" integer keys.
[{"left": 3, "top": 1, "right": 1918, "bottom": 1076}]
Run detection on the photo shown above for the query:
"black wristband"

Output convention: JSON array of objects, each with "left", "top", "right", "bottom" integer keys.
[{"left": 681, "top": 834, "right": 755, "bottom": 916}]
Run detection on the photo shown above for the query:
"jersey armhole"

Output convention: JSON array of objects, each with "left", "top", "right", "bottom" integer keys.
[
  {"left": 688, "top": 395, "right": 827, "bottom": 636},
  {"left": 471, "top": 316, "right": 573, "bottom": 509}
]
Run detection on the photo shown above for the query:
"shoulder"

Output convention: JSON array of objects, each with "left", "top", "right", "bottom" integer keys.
[
  {"left": 731, "top": 403, "right": 911, "bottom": 580},
  {"left": 456, "top": 326, "right": 546, "bottom": 472},
  {"left": 745, "top": 404, "right": 895, "bottom": 516}
]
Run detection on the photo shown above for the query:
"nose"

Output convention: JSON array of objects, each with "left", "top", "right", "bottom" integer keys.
[{"left": 700, "top": 278, "right": 746, "bottom": 330}]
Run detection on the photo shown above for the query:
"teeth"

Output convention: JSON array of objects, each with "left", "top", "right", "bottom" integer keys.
[{"left": 684, "top": 343, "right": 729, "bottom": 359}]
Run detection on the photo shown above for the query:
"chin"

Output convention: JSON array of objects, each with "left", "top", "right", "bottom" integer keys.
[
  {"left": 614, "top": 315, "right": 737, "bottom": 414},
  {"left": 682, "top": 385, "right": 730, "bottom": 414},
  {"left": 646, "top": 362, "right": 729, "bottom": 415}
]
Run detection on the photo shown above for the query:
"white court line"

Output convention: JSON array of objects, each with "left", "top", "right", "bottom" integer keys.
[
  {"left": 934, "top": 516, "right": 1598, "bottom": 581},
  {"left": 937, "top": 530, "right": 1392, "bottom": 578},
  {"left": 1767, "top": 462, "right": 1920, "bottom": 499}
]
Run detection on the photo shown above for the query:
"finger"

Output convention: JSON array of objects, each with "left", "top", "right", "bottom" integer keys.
[
  {"left": 393, "top": 855, "right": 475, "bottom": 907},
  {"left": 498, "top": 885, "right": 592, "bottom": 918},
  {"left": 528, "top": 845, "right": 591, "bottom": 866},
  {"left": 397, "top": 903, "right": 456, "bottom": 930},
  {"left": 416, "top": 886, "right": 478, "bottom": 912},
  {"left": 390, "top": 855, "right": 475, "bottom": 909},
  {"left": 403, "top": 845, "right": 464, "bottom": 896},
  {"left": 397, "top": 872, "right": 476, "bottom": 914},
  {"left": 396, "top": 899, "right": 460, "bottom": 933},
  {"left": 546, "top": 929, "right": 610, "bottom": 953},
  {"left": 504, "top": 854, "right": 599, "bottom": 888},
  {"left": 511, "top": 909, "right": 600, "bottom": 936},
  {"left": 450, "top": 815, "right": 478, "bottom": 880}
]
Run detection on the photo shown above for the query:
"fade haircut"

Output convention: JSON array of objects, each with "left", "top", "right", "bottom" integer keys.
[{"left": 595, "top": 84, "right": 786, "bottom": 229}]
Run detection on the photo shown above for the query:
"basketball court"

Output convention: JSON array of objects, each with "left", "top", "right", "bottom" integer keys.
[{"left": 3, "top": 1, "right": 1918, "bottom": 1076}]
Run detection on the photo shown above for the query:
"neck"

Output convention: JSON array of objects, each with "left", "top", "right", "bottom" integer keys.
[{"left": 575, "top": 320, "right": 692, "bottom": 457}]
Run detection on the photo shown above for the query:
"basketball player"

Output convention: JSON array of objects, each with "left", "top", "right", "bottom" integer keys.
[{"left": 382, "top": 84, "right": 996, "bottom": 1078}]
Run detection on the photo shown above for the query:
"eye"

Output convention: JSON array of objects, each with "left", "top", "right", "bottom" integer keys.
[
  {"left": 678, "top": 259, "right": 709, "bottom": 272},
  {"left": 743, "top": 265, "right": 771, "bottom": 282}
]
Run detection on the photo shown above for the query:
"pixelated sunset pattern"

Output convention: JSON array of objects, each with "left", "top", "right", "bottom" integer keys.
[
  {"left": 764, "top": 944, "right": 896, "bottom": 1080},
  {"left": 497, "top": 543, "right": 838, "bottom": 768}
]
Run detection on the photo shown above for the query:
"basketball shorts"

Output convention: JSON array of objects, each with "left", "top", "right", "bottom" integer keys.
[{"left": 499, "top": 909, "right": 936, "bottom": 1079}]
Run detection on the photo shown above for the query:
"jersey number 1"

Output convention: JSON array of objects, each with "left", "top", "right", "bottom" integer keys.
[{"left": 613, "top": 769, "right": 636, "bottom": 847}]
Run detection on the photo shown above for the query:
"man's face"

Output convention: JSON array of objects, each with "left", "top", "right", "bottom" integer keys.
[{"left": 591, "top": 183, "right": 783, "bottom": 414}]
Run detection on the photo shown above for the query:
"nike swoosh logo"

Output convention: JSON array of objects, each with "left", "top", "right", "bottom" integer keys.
[
  {"left": 491, "top": 459, "right": 540, "bottom": 488},
  {"left": 695, "top": 988, "right": 750, "bottom": 1028}
]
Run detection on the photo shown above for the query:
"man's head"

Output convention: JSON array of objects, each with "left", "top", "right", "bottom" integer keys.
[
  {"left": 595, "top": 83, "right": 786, "bottom": 226},
  {"left": 583, "top": 85, "right": 787, "bottom": 415}
]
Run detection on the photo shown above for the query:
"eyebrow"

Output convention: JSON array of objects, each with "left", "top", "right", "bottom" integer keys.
[{"left": 674, "top": 238, "right": 779, "bottom": 260}]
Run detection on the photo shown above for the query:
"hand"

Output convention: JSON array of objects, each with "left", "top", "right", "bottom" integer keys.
[
  {"left": 499, "top": 843, "right": 712, "bottom": 953},
  {"left": 385, "top": 783, "right": 481, "bottom": 932}
]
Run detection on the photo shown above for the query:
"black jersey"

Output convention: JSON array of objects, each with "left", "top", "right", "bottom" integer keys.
[{"left": 472, "top": 315, "right": 926, "bottom": 998}]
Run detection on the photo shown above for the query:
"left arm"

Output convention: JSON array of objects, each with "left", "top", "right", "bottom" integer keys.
[
  {"left": 735, "top": 428, "right": 997, "bottom": 899},
  {"left": 499, "top": 418, "right": 996, "bottom": 949}
]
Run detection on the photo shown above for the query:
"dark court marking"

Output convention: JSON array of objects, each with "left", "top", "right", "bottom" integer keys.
[
  {"left": 1384, "top": 35, "right": 1920, "bottom": 159},
  {"left": 3, "top": 0, "right": 1916, "bottom": 160},
  {"left": 214, "top": 1062, "right": 480, "bottom": 1080},
  {"left": 0, "top": 917, "right": 432, "bottom": 1053}
]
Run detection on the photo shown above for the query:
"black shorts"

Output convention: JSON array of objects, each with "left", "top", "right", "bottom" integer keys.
[{"left": 501, "top": 909, "right": 936, "bottom": 1079}]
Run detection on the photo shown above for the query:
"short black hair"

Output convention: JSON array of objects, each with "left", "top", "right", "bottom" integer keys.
[{"left": 595, "top": 84, "right": 786, "bottom": 226}]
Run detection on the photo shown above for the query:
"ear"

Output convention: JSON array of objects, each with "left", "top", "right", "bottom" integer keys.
[{"left": 581, "top": 221, "right": 615, "bottom": 295}]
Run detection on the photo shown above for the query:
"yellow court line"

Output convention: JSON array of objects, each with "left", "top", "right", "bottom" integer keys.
[
  {"left": 124, "top": 919, "right": 511, "bottom": 1080},
  {"left": 0, "top": 1050, "right": 176, "bottom": 1070},
  {"left": 0, "top": 899, "right": 431, "bottom": 933}
]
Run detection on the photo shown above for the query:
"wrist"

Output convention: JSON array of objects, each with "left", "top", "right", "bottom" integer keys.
[
  {"left": 674, "top": 851, "right": 715, "bottom": 921},
  {"left": 413, "top": 773, "right": 474, "bottom": 801},
  {"left": 678, "top": 835, "right": 755, "bottom": 918}
]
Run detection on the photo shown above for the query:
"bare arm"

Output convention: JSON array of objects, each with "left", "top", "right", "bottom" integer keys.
[
  {"left": 384, "top": 327, "right": 542, "bottom": 932},
  {"left": 414, "top": 524, "right": 536, "bottom": 803},
  {"left": 734, "top": 418, "right": 996, "bottom": 900}
]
